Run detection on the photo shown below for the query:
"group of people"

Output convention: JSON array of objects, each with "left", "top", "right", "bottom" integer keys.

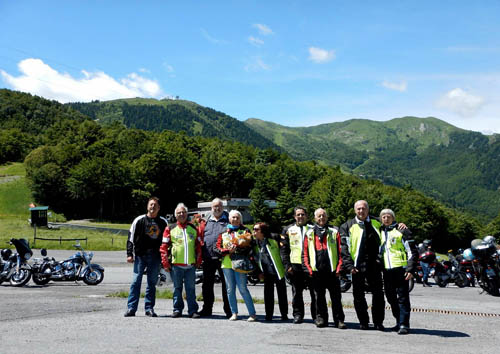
[{"left": 125, "top": 197, "right": 418, "bottom": 335}]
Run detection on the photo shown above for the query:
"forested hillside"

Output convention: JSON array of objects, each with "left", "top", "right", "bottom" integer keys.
[
  {"left": 68, "top": 98, "right": 280, "bottom": 150},
  {"left": 245, "top": 117, "right": 500, "bottom": 221},
  {"left": 2, "top": 89, "right": 499, "bottom": 249}
]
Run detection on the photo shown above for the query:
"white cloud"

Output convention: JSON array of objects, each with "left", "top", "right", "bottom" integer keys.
[
  {"left": 253, "top": 23, "right": 273, "bottom": 36},
  {"left": 138, "top": 67, "right": 150, "bottom": 73},
  {"left": 308, "top": 47, "right": 335, "bottom": 63},
  {"left": 436, "top": 88, "right": 486, "bottom": 117},
  {"left": 162, "top": 62, "right": 175, "bottom": 73},
  {"left": 200, "top": 28, "right": 227, "bottom": 44},
  {"left": 244, "top": 57, "right": 270, "bottom": 72},
  {"left": 0, "top": 58, "right": 164, "bottom": 103},
  {"left": 248, "top": 36, "right": 264, "bottom": 46},
  {"left": 381, "top": 80, "right": 407, "bottom": 92}
]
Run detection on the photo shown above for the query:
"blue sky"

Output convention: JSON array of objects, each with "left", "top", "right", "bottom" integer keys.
[{"left": 1, "top": 1, "right": 499, "bottom": 133}]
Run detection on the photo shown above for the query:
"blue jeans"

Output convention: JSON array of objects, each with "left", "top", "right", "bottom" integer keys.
[
  {"left": 222, "top": 268, "right": 256, "bottom": 316},
  {"left": 171, "top": 265, "right": 198, "bottom": 315},
  {"left": 127, "top": 252, "right": 161, "bottom": 312},
  {"left": 421, "top": 261, "right": 430, "bottom": 283}
]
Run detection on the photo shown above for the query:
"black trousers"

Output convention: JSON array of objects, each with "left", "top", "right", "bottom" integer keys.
[
  {"left": 383, "top": 267, "right": 411, "bottom": 328},
  {"left": 289, "top": 265, "right": 316, "bottom": 320},
  {"left": 352, "top": 266, "right": 385, "bottom": 326},
  {"left": 201, "top": 257, "right": 231, "bottom": 317},
  {"left": 263, "top": 273, "right": 288, "bottom": 319},
  {"left": 313, "top": 271, "right": 345, "bottom": 324}
]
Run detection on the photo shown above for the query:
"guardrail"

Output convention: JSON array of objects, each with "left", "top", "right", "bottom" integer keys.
[{"left": 33, "top": 235, "right": 87, "bottom": 246}]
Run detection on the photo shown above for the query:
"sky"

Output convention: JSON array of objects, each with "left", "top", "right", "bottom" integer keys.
[{"left": 1, "top": 0, "right": 499, "bottom": 133}]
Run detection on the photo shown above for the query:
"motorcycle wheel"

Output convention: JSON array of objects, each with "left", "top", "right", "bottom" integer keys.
[
  {"left": 83, "top": 269, "right": 104, "bottom": 285},
  {"left": 10, "top": 268, "right": 32, "bottom": 287},
  {"left": 455, "top": 272, "right": 469, "bottom": 288},
  {"left": 407, "top": 278, "right": 415, "bottom": 293},
  {"left": 434, "top": 275, "right": 447, "bottom": 287},
  {"left": 32, "top": 273, "right": 50, "bottom": 285},
  {"left": 485, "top": 278, "right": 500, "bottom": 296}
]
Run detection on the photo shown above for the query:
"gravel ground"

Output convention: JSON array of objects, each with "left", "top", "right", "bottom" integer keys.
[{"left": 1, "top": 250, "right": 500, "bottom": 354}]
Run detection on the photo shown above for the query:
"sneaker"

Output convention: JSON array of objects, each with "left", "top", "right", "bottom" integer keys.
[
  {"left": 293, "top": 315, "right": 303, "bottom": 324},
  {"left": 124, "top": 309, "right": 136, "bottom": 317},
  {"left": 229, "top": 314, "right": 238, "bottom": 321},
  {"left": 247, "top": 315, "right": 258, "bottom": 322},
  {"left": 315, "top": 318, "right": 327, "bottom": 328},
  {"left": 189, "top": 312, "right": 200, "bottom": 318},
  {"left": 172, "top": 311, "right": 182, "bottom": 318},
  {"left": 145, "top": 310, "right": 158, "bottom": 317},
  {"left": 398, "top": 326, "right": 410, "bottom": 335},
  {"left": 337, "top": 321, "right": 347, "bottom": 329},
  {"left": 374, "top": 324, "right": 385, "bottom": 331},
  {"left": 197, "top": 309, "right": 212, "bottom": 317}
]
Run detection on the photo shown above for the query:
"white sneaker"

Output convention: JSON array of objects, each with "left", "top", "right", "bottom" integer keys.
[
  {"left": 247, "top": 315, "right": 257, "bottom": 322},
  {"left": 229, "top": 314, "right": 238, "bottom": 321}
]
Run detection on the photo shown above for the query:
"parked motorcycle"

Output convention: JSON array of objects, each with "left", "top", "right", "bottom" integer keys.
[
  {"left": 31, "top": 243, "right": 104, "bottom": 286},
  {"left": 194, "top": 267, "right": 221, "bottom": 285},
  {"left": 431, "top": 257, "right": 469, "bottom": 288},
  {"left": 0, "top": 238, "right": 33, "bottom": 287},
  {"left": 471, "top": 240, "right": 500, "bottom": 296}
]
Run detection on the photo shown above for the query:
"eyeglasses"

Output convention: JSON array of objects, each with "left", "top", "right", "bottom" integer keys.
[{"left": 253, "top": 228, "right": 260, "bottom": 231}]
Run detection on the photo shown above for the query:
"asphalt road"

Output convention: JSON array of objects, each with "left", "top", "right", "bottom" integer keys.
[{"left": 1, "top": 250, "right": 500, "bottom": 354}]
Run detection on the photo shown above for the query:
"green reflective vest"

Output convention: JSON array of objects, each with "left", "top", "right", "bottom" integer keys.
[
  {"left": 170, "top": 224, "right": 197, "bottom": 265},
  {"left": 286, "top": 224, "right": 310, "bottom": 264},
  {"left": 380, "top": 227, "right": 408, "bottom": 269},
  {"left": 306, "top": 226, "right": 339, "bottom": 273},
  {"left": 254, "top": 238, "right": 286, "bottom": 280},
  {"left": 347, "top": 219, "right": 381, "bottom": 267},
  {"left": 221, "top": 229, "right": 249, "bottom": 269}
]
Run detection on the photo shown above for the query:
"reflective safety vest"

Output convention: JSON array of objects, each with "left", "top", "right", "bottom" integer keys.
[
  {"left": 170, "top": 224, "right": 198, "bottom": 265},
  {"left": 221, "top": 229, "right": 249, "bottom": 269},
  {"left": 347, "top": 219, "right": 381, "bottom": 268},
  {"left": 306, "top": 227, "right": 339, "bottom": 273},
  {"left": 286, "top": 224, "right": 310, "bottom": 264},
  {"left": 380, "top": 227, "right": 408, "bottom": 269},
  {"left": 254, "top": 238, "right": 286, "bottom": 280}
]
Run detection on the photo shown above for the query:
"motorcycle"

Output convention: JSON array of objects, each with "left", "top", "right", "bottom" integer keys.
[
  {"left": 0, "top": 238, "right": 33, "bottom": 287},
  {"left": 471, "top": 241, "right": 500, "bottom": 296},
  {"left": 194, "top": 266, "right": 222, "bottom": 285},
  {"left": 31, "top": 243, "right": 104, "bottom": 286},
  {"left": 431, "top": 258, "right": 469, "bottom": 288}
]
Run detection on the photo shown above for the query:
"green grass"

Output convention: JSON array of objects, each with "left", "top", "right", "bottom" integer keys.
[
  {"left": 0, "top": 217, "right": 128, "bottom": 250},
  {"left": 0, "top": 162, "right": 26, "bottom": 176},
  {"left": 0, "top": 177, "right": 32, "bottom": 217}
]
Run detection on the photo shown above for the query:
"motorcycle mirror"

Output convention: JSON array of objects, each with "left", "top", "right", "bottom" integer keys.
[{"left": 41, "top": 248, "right": 47, "bottom": 257}]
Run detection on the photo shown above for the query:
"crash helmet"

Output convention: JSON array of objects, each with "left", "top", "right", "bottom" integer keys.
[
  {"left": 1, "top": 248, "right": 12, "bottom": 260},
  {"left": 423, "top": 239, "right": 432, "bottom": 248},
  {"left": 457, "top": 248, "right": 464, "bottom": 255},
  {"left": 462, "top": 248, "right": 474, "bottom": 261},
  {"left": 483, "top": 235, "right": 496, "bottom": 245}
]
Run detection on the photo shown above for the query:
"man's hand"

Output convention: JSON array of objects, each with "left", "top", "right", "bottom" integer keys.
[
  {"left": 287, "top": 267, "right": 294, "bottom": 275},
  {"left": 404, "top": 272, "right": 413, "bottom": 281},
  {"left": 127, "top": 256, "right": 134, "bottom": 263},
  {"left": 351, "top": 268, "right": 359, "bottom": 274}
]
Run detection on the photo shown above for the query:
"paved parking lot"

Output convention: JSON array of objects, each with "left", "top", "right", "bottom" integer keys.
[{"left": 1, "top": 250, "right": 500, "bottom": 353}]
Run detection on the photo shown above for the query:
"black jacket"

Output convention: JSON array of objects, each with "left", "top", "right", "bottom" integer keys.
[{"left": 126, "top": 214, "right": 168, "bottom": 257}]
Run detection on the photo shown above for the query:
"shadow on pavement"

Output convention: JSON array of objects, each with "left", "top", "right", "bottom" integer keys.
[{"left": 411, "top": 328, "right": 470, "bottom": 337}]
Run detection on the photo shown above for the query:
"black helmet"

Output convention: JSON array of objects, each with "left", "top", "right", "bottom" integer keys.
[
  {"left": 1, "top": 248, "right": 12, "bottom": 260},
  {"left": 457, "top": 248, "right": 464, "bottom": 255},
  {"left": 423, "top": 239, "right": 432, "bottom": 247}
]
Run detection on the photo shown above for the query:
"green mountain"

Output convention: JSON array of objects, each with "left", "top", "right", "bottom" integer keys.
[
  {"left": 68, "top": 98, "right": 279, "bottom": 150},
  {"left": 245, "top": 117, "right": 500, "bottom": 221}
]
